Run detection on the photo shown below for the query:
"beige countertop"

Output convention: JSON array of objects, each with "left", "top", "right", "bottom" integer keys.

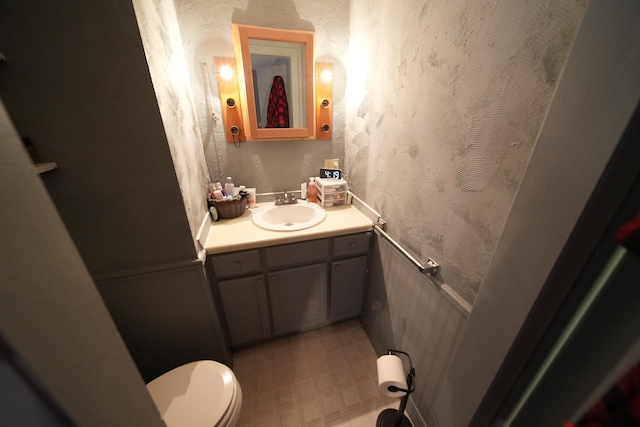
[{"left": 204, "top": 202, "right": 373, "bottom": 255}]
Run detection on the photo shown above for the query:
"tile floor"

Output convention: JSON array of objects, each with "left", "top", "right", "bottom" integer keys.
[{"left": 232, "top": 319, "right": 404, "bottom": 426}]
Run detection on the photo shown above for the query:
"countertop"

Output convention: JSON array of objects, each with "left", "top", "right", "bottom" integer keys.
[{"left": 204, "top": 202, "right": 374, "bottom": 255}]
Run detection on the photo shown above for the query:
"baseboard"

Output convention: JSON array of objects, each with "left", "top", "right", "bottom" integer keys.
[
  {"left": 441, "top": 283, "right": 473, "bottom": 317},
  {"left": 426, "top": 408, "right": 439, "bottom": 427},
  {"left": 407, "top": 396, "right": 428, "bottom": 427}
]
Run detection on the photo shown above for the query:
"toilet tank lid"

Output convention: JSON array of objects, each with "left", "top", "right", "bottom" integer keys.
[{"left": 146, "top": 360, "right": 236, "bottom": 427}]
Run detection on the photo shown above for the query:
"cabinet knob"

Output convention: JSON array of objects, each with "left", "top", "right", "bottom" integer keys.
[
  {"left": 233, "top": 261, "right": 241, "bottom": 269},
  {"left": 349, "top": 243, "right": 356, "bottom": 249}
]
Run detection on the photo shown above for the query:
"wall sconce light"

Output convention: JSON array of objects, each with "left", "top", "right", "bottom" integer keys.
[
  {"left": 315, "top": 63, "right": 333, "bottom": 140},
  {"left": 215, "top": 58, "right": 245, "bottom": 143}
]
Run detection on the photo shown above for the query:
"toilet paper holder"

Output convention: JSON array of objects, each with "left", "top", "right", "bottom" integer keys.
[{"left": 377, "top": 348, "right": 416, "bottom": 427}]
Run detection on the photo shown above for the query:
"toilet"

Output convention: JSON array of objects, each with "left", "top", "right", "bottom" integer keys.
[{"left": 146, "top": 360, "right": 242, "bottom": 427}]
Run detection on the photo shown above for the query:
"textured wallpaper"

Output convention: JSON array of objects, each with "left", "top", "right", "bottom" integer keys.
[
  {"left": 173, "top": 0, "right": 350, "bottom": 193},
  {"left": 345, "top": 0, "right": 587, "bottom": 303},
  {"left": 135, "top": 0, "right": 586, "bottom": 304},
  {"left": 133, "top": 0, "right": 211, "bottom": 252}
]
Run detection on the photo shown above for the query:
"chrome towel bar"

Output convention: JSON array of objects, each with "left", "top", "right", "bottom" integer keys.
[{"left": 372, "top": 224, "right": 440, "bottom": 276}]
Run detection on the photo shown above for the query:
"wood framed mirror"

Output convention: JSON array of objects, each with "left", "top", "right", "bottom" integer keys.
[{"left": 232, "top": 24, "right": 315, "bottom": 140}]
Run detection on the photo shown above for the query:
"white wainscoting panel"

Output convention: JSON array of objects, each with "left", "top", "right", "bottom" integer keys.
[{"left": 362, "top": 234, "right": 469, "bottom": 426}]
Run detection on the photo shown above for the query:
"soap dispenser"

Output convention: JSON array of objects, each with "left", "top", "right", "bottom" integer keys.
[
  {"left": 307, "top": 177, "right": 318, "bottom": 203},
  {"left": 224, "top": 177, "right": 235, "bottom": 198}
]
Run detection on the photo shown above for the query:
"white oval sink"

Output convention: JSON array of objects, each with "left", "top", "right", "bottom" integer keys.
[{"left": 251, "top": 201, "right": 326, "bottom": 231}]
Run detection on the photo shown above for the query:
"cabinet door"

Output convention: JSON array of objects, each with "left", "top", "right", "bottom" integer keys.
[
  {"left": 331, "top": 256, "right": 367, "bottom": 322},
  {"left": 219, "top": 275, "right": 271, "bottom": 346},
  {"left": 268, "top": 264, "right": 327, "bottom": 335}
]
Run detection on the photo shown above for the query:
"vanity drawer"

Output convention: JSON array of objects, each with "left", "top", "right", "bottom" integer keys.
[
  {"left": 265, "top": 239, "right": 329, "bottom": 269},
  {"left": 333, "top": 232, "right": 371, "bottom": 257},
  {"left": 210, "top": 250, "right": 262, "bottom": 278}
]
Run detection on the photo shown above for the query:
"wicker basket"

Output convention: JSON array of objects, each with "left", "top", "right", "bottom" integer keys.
[{"left": 212, "top": 195, "right": 247, "bottom": 219}]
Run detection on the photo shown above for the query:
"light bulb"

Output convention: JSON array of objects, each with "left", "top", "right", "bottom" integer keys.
[
  {"left": 321, "top": 69, "right": 332, "bottom": 83},
  {"left": 219, "top": 65, "right": 234, "bottom": 80}
]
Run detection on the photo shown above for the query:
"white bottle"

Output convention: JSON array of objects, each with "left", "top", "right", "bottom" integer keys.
[{"left": 224, "top": 177, "right": 235, "bottom": 199}]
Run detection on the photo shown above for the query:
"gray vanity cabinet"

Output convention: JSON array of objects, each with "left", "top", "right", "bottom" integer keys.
[
  {"left": 330, "top": 256, "right": 368, "bottom": 322},
  {"left": 330, "top": 233, "right": 371, "bottom": 322},
  {"left": 332, "top": 233, "right": 371, "bottom": 258},
  {"left": 210, "top": 250, "right": 262, "bottom": 278},
  {"left": 265, "top": 239, "right": 329, "bottom": 335},
  {"left": 264, "top": 238, "right": 329, "bottom": 269},
  {"left": 210, "top": 250, "right": 271, "bottom": 346},
  {"left": 208, "top": 232, "right": 371, "bottom": 348},
  {"left": 218, "top": 275, "right": 271, "bottom": 346},
  {"left": 268, "top": 264, "right": 328, "bottom": 335}
]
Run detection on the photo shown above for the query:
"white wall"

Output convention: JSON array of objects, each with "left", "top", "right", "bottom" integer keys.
[
  {"left": 0, "top": 101, "right": 163, "bottom": 426},
  {"left": 173, "top": 0, "right": 350, "bottom": 193},
  {"left": 346, "top": 0, "right": 587, "bottom": 304},
  {"left": 433, "top": 1, "right": 640, "bottom": 425},
  {"left": 164, "top": 0, "right": 588, "bottom": 307},
  {"left": 169, "top": 0, "right": 586, "bottom": 305},
  {"left": 133, "top": 0, "right": 211, "bottom": 253}
]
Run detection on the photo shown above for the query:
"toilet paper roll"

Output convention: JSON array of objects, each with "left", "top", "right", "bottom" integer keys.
[{"left": 377, "top": 355, "right": 408, "bottom": 397}]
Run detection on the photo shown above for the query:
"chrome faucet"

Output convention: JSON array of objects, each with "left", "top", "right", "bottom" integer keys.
[{"left": 275, "top": 191, "right": 298, "bottom": 205}]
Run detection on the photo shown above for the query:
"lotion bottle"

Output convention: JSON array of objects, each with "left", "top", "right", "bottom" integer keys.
[
  {"left": 224, "top": 177, "right": 235, "bottom": 199},
  {"left": 307, "top": 177, "right": 318, "bottom": 203}
]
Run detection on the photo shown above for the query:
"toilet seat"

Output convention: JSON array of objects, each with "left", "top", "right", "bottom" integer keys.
[{"left": 146, "top": 360, "right": 242, "bottom": 427}]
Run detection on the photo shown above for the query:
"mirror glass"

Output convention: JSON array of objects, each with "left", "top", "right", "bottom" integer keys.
[
  {"left": 249, "top": 39, "right": 306, "bottom": 129},
  {"left": 233, "top": 24, "right": 315, "bottom": 140}
]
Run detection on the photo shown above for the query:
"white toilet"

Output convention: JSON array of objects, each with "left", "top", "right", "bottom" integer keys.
[{"left": 146, "top": 360, "right": 242, "bottom": 427}]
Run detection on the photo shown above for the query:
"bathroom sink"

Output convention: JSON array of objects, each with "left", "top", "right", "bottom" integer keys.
[{"left": 251, "top": 201, "right": 326, "bottom": 231}]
